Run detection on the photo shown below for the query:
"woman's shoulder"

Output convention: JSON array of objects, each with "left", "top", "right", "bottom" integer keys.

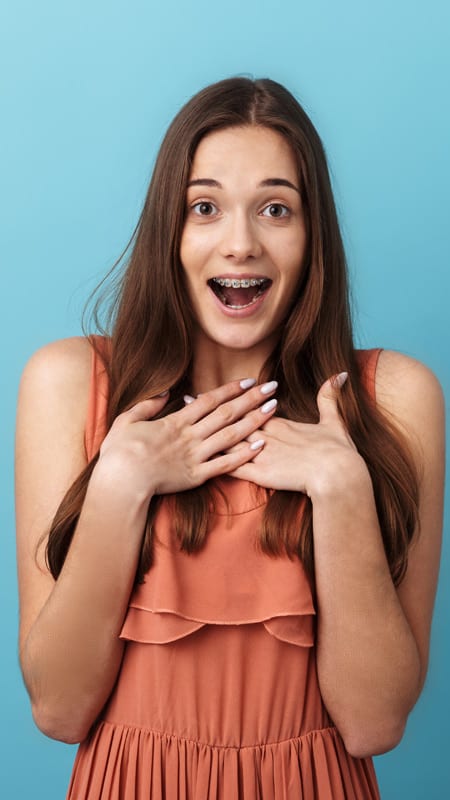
[
  {"left": 375, "top": 349, "right": 443, "bottom": 404},
  {"left": 20, "top": 335, "right": 93, "bottom": 390},
  {"left": 373, "top": 349, "right": 445, "bottom": 452},
  {"left": 18, "top": 337, "right": 94, "bottom": 435}
]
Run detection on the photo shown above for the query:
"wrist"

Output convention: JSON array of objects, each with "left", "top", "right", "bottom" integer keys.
[
  {"left": 308, "top": 452, "right": 373, "bottom": 505},
  {"left": 89, "top": 456, "right": 154, "bottom": 518}
]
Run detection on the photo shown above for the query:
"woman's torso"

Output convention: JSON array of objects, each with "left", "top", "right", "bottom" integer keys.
[{"left": 67, "top": 338, "right": 381, "bottom": 799}]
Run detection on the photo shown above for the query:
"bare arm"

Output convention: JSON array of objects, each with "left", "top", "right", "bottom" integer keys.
[
  {"left": 15, "top": 339, "right": 279, "bottom": 743},
  {"left": 313, "top": 352, "right": 444, "bottom": 757},
  {"left": 15, "top": 337, "right": 148, "bottom": 743},
  {"left": 230, "top": 351, "right": 445, "bottom": 757}
]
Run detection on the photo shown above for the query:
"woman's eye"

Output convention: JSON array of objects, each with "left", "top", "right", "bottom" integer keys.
[
  {"left": 261, "top": 203, "right": 290, "bottom": 218},
  {"left": 192, "top": 201, "right": 217, "bottom": 216}
]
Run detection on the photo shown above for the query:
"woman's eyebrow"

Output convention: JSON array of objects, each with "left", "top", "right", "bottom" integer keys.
[
  {"left": 260, "top": 178, "right": 300, "bottom": 193},
  {"left": 187, "top": 178, "right": 300, "bottom": 193},
  {"left": 187, "top": 179, "right": 221, "bottom": 188}
]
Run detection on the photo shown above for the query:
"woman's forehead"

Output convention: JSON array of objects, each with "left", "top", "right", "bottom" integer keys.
[{"left": 189, "top": 126, "right": 299, "bottom": 187}]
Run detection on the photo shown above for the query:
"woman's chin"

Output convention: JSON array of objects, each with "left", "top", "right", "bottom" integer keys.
[{"left": 195, "top": 323, "right": 277, "bottom": 358}]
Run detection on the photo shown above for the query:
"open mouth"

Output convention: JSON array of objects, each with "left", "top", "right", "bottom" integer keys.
[{"left": 208, "top": 276, "right": 272, "bottom": 309}]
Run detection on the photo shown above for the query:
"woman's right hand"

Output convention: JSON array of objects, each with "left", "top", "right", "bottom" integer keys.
[{"left": 96, "top": 378, "right": 278, "bottom": 499}]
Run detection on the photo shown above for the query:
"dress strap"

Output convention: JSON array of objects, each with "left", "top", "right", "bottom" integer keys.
[
  {"left": 355, "top": 348, "right": 383, "bottom": 401},
  {"left": 84, "top": 335, "right": 111, "bottom": 461}
]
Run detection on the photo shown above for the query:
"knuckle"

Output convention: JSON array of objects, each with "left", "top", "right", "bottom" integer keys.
[
  {"left": 179, "top": 424, "right": 194, "bottom": 446},
  {"left": 183, "top": 458, "right": 200, "bottom": 486},
  {"left": 224, "top": 420, "right": 244, "bottom": 444},
  {"left": 112, "top": 411, "right": 127, "bottom": 428},
  {"left": 216, "top": 404, "right": 235, "bottom": 426},
  {"left": 201, "top": 396, "right": 217, "bottom": 417},
  {"left": 190, "top": 464, "right": 201, "bottom": 483}
]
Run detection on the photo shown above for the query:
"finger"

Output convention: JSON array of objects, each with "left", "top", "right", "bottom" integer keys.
[
  {"left": 226, "top": 438, "right": 266, "bottom": 455},
  {"left": 229, "top": 462, "right": 260, "bottom": 482},
  {"left": 224, "top": 441, "right": 248, "bottom": 455},
  {"left": 198, "top": 440, "right": 265, "bottom": 481},
  {"left": 124, "top": 392, "right": 170, "bottom": 423},
  {"left": 181, "top": 378, "right": 276, "bottom": 428},
  {"left": 197, "top": 401, "right": 276, "bottom": 461},
  {"left": 177, "top": 379, "right": 255, "bottom": 424},
  {"left": 316, "top": 372, "right": 347, "bottom": 425},
  {"left": 225, "top": 426, "right": 266, "bottom": 453},
  {"left": 192, "top": 381, "right": 278, "bottom": 439}
]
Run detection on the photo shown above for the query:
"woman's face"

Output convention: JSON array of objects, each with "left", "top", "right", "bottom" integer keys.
[{"left": 180, "top": 125, "right": 308, "bottom": 356}]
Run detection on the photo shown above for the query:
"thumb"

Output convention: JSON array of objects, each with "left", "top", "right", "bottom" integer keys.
[
  {"left": 125, "top": 391, "right": 170, "bottom": 423},
  {"left": 316, "top": 372, "right": 348, "bottom": 423}
]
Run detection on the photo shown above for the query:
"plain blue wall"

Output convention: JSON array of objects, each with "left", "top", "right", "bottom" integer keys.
[{"left": 2, "top": 0, "right": 449, "bottom": 797}]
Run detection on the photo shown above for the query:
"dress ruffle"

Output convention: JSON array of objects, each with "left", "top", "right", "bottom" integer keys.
[
  {"left": 68, "top": 721, "right": 379, "bottom": 800},
  {"left": 120, "top": 490, "right": 315, "bottom": 648}
]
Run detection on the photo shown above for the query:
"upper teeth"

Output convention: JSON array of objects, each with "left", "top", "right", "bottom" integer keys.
[{"left": 212, "top": 277, "right": 266, "bottom": 288}]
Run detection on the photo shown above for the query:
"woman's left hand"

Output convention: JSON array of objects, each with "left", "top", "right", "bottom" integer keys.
[{"left": 229, "top": 373, "right": 367, "bottom": 497}]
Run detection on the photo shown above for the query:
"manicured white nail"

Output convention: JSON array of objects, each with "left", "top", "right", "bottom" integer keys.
[
  {"left": 332, "top": 372, "right": 348, "bottom": 389},
  {"left": 260, "top": 380, "right": 278, "bottom": 395},
  {"left": 261, "top": 398, "right": 277, "bottom": 413},
  {"left": 183, "top": 394, "right": 195, "bottom": 404},
  {"left": 250, "top": 439, "right": 265, "bottom": 451},
  {"left": 157, "top": 390, "right": 169, "bottom": 397},
  {"left": 240, "top": 378, "right": 256, "bottom": 389}
]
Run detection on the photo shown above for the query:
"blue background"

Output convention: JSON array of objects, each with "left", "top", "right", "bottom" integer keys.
[{"left": 2, "top": 0, "right": 449, "bottom": 796}]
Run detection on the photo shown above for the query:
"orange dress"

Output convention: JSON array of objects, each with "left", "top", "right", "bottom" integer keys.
[{"left": 67, "top": 338, "right": 381, "bottom": 799}]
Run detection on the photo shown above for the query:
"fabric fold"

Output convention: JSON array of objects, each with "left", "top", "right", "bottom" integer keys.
[
  {"left": 120, "top": 493, "right": 315, "bottom": 647},
  {"left": 68, "top": 721, "right": 380, "bottom": 800}
]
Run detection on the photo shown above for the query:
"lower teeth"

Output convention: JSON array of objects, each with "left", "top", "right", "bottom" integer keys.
[
  {"left": 220, "top": 289, "right": 264, "bottom": 309},
  {"left": 228, "top": 300, "right": 256, "bottom": 309}
]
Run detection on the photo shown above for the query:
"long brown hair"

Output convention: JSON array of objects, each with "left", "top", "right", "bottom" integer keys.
[{"left": 46, "top": 77, "right": 419, "bottom": 586}]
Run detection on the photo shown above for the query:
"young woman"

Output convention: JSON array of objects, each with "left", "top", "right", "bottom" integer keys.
[{"left": 15, "top": 78, "right": 444, "bottom": 799}]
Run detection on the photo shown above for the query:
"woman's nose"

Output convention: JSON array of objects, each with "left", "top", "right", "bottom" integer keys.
[{"left": 219, "top": 211, "right": 263, "bottom": 261}]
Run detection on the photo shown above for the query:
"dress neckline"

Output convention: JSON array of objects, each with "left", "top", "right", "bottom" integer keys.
[{"left": 210, "top": 476, "right": 269, "bottom": 516}]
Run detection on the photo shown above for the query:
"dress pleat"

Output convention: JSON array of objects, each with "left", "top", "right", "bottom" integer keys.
[{"left": 68, "top": 723, "right": 380, "bottom": 799}]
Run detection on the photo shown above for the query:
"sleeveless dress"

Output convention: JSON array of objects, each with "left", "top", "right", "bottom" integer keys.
[{"left": 67, "top": 338, "right": 381, "bottom": 800}]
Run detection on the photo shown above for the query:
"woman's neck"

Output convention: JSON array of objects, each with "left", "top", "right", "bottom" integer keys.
[{"left": 190, "top": 334, "right": 276, "bottom": 394}]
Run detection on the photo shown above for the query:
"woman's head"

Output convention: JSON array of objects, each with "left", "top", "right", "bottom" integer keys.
[
  {"left": 112, "top": 77, "right": 350, "bottom": 396},
  {"left": 48, "top": 78, "right": 418, "bottom": 589}
]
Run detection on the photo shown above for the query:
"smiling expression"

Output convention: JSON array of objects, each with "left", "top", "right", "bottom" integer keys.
[{"left": 180, "top": 125, "right": 308, "bottom": 360}]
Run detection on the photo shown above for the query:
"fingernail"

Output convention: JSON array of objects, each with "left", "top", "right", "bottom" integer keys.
[
  {"left": 250, "top": 439, "right": 265, "bottom": 451},
  {"left": 261, "top": 398, "right": 277, "bottom": 413},
  {"left": 332, "top": 372, "right": 348, "bottom": 389},
  {"left": 157, "top": 390, "right": 169, "bottom": 397},
  {"left": 240, "top": 378, "right": 256, "bottom": 389},
  {"left": 183, "top": 394, "right": 195, "bottom": 404},
  {"left": 260, "top": 380, "right": 278, "bottom": 395}
]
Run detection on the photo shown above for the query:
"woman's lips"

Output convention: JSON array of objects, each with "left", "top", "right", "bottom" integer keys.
[
  {"left": 207, "top": 278, "right": 272, "bottom": 318},
  {"left": 208, "top": 275, "right": 272, "bottom": 310}
]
